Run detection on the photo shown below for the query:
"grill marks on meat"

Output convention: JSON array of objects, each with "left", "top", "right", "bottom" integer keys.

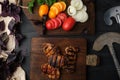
[
  {"left": 41, "top": 63, "right": 60, "bottom": 79},
  {"left": 63, "top": 46, "right": 79, "bottom": 73},
  {"left": 42, "top": 43, "right": 60, "bottom": 57},
  {"left": 48, "top": 54, "right": 64, "bottom": 68},
  {"left": 42, "top": 43, "right": 61, "bottom": 79},
  {"left": 41, "top": 43, "right": 79, "bottom": 79}
]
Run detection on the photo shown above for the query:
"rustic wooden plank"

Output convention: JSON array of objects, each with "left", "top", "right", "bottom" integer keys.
[
  {"left": 30, "top": 37, "right": 87, "bottom": 80},
  {"left": 22, "top": 0, "right": 95, "bottom": 35}
]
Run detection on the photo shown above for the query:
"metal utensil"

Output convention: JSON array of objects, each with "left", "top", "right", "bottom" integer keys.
[{"left": 104, "top": 6, "right": 120, "bottom": 25}]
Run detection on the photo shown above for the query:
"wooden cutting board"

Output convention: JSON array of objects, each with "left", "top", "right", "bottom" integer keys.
[
  {"left": 22, "top": 0, "right": 95, "bottom": 35},
  {"left": 31, "top": 37, "right": 87, "bottom": 80}
]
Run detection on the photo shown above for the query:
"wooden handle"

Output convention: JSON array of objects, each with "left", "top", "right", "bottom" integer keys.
[{"left": 86, "top": 54, "right": 100, "bottom": 66}]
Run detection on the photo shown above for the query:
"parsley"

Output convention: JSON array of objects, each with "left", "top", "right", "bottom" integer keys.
[
  {"left": 28, "top": 0, "right": 57, "bottom": 13},
  {"left": 37, "top": 0, "right": 56, "bottom": 6},
  {"left": 37, "top": 0, "right": 44, "bottom": 5}
]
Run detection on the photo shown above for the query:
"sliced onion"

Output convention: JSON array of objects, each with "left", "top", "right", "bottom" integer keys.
[
  {"left": 79, "top": 12, "right": 88, "bottom": 23},
  {"left": 71, "top": 0, "right": 83, "bottom": 10},
  {"left": 72, "top": 10, "right": 88, "bottom": 22},
  {"left": 67, "top": 5, "right": 76, "bottom": 16},
  {"left": 81, "top": 5, "right": 87, "bottom": 11}
]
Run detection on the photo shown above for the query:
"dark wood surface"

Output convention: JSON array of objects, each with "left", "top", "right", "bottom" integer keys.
[
  {"left": 31, "top": 38, "right": 87, "bottom": 80},
  {"left": 22, "top": 0, "right": 95, "bottom": 35}
]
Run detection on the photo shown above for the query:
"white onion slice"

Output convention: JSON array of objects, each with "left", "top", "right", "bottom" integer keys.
[
  {"left": 81, "top": 5, "right": 87, "bottom": 11},
  {"left": 67, "top": 5, "right": 76, "bottom": 16},
  {"left": 79, "top": 12, "right": 88, "bottom": 23},
  {"left": 72, "top": 10, "right": 88, "bottom": 22},
  {"left": 71, "top": 0, "right": 83, "bottom": 10}
]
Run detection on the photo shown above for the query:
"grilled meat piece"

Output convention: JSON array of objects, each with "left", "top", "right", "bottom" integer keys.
[
  {"left": 63, "top": 46, "right": 79, "bottom": 73},
  {"left": 48, "top": 54, "right": 64, "bottom": 68},
  {"left": 41, "top": 63, "right": 60, "bottom": 79},
  {"left": 42, "top": 43, "right": 60, "bottom": 57}
]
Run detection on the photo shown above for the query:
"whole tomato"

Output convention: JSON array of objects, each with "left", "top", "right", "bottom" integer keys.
[{"left": 62, "top": 17, "right": 76, "bottom": 31}]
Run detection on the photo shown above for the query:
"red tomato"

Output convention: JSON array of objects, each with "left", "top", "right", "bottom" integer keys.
[
  {"left": 56, "top": 17, "right": 62, "bottom": 27},
  {"left": 57, "top": 13, "right": 67, "bottom": 22},
  {"left": 46, "top": 20, "right": 55, "bottom": 30},
  {"left": 46, "top": 21, "right": 53, "bottom": 30},
  {"left": 62, "top": 17, "right": 76, "bottom": 31},
  {"left": 49, "top": 20, "right": 55, "bottom": 28},
  {"left": 51, "top": 18, "right": 59, "bottom": 29}
]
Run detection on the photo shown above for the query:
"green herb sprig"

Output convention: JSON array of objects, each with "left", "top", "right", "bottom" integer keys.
[
  {"left": 28, "top": 0, "right": 57, "bottom": 13},
  {"left": 28, "top": 0, "right": 35, "bottom": 14}
]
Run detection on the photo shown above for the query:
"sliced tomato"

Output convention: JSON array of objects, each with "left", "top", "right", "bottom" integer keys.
[
  {"left": 49, "top": 20, "right": 55, "bottom": 27},
  {"left": 51, "top": 18, "right": 59, "bottom": 29},
  {"left": 46, "top": 20, "right": 55, "bottom": 30},
  {"left": 56, "top": 17, "right": 62, "bottom": 27},
  {"left": 46, "top": 21, "right": 53, "bottom": 30},
  {"left": 57, "top": 13, "right": 67, "bottom": 22}
]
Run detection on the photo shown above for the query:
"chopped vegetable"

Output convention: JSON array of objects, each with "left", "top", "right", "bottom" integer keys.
[
  {"left": 57, "top": 13, "right": 67, "bottom": 22},
  {"left": 28, "top": 0, "right": 35, "bottom": 14},
  {"left": 46, "top": 13, "right": 67, "bottom": 30},
  {"left": 67, "top": 5, "right": 76, "bottom": 16},
  {"left": 49, "top": 1, "right": 66, "bottom": 19},
  {"left": 67, "top": 0, "right": 88, "bottom": 23},
  {"left": 72, "top": 10, "right": 88, "bottom": 22},
  {"left": 71, "top": 0, "right": 83, "bottom": 10},
  {"left": 38, "top": 4, "right": 49, "bottom": 18},
  {"left": 48, "top": 10, "right": 56, "bottom": 19}
]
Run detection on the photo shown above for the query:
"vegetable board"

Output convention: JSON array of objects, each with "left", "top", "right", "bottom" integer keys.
[
  {"left": 22, "top": 0, "right": 95, "bottom": 35},
  {"left": 31, "top": 37, "right": 87, "bottom": 80}
]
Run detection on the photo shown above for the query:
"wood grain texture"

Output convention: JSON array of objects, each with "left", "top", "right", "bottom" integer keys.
[
  {"left": 22, "top": 0, "right": 95, "bottom": 35},
  {"left": 31, "top": 37, "right": 87, "bottom": 80}
]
